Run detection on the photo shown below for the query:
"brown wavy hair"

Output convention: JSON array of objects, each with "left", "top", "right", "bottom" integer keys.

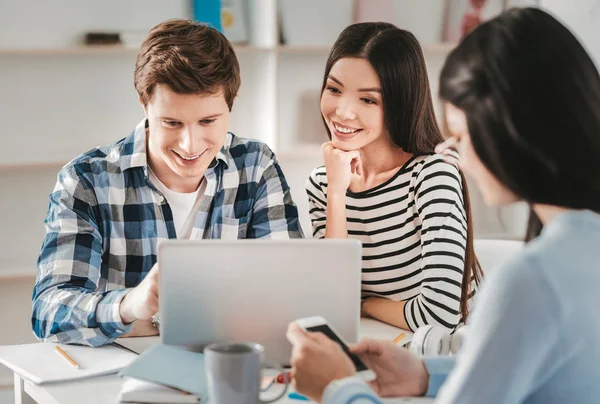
[{"left": 135, "top": 19, "right": 240, "bottom": 110}]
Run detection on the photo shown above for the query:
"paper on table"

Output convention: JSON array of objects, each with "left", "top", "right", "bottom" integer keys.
[
  {"left": 359, "top": 318, "right": 413, "bottom": 347},
  {"left": 0, "top": 343, "right": 137, "bottom": 384},
  {"left": 119, "top": 377, "right": 199, "bottom": 404},
  {"left": 113, "top": 336, "right": 160, "bottom": 355},
  {"left": 118, "top": 344, "right": 207, "bottom": 400}
]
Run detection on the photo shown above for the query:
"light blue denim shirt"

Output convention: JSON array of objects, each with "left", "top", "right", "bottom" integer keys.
[{"left": 323, "top": 210, "right": 600, "bottom": 404}]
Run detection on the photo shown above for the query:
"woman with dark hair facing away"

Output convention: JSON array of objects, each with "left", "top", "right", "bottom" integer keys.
[
  {"left": 306, "top": 22, "right": 482, "bottom": 331},
  {"left": 288, "top": 8, "right": 600, "bottom": 404}
]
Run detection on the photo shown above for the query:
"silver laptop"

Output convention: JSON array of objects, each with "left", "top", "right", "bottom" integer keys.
[{"left": 158, "top": 239, "right": 362, "bottom": 365}]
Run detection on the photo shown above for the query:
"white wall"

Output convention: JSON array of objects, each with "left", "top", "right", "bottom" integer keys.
[
  {"left": 540, "top": 0, "right": 600, "bottom": 69},
  {"left": 0, "top": 1, "right": 191, "bottom": 49}
]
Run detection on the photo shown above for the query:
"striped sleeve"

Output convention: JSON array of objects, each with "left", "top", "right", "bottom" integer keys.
[
  {"left": 404, "top": 157, "right": 467, "bottom": 331},
  {"left": 305, "top": 167, "right": 328, "bottom": 239}
]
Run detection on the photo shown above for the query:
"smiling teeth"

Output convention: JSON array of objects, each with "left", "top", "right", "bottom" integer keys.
[
  {"left": 180, "top": 154, "right": 200, "bottom": 160},
  {"left": 334, "top": 124, "right": 359, "bottom": 134}
]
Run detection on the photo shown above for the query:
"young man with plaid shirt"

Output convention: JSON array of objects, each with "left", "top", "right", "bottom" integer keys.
[{"left": 32, "top": 19, "right": 303, "bottom": 346}]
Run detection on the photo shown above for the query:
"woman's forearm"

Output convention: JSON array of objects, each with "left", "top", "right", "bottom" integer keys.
[
  {"left": 325, "top": 192, "right": 349, "bottom": 238},
  {"left": 362, "top": 297, "right": 410, "bottom": 330}
]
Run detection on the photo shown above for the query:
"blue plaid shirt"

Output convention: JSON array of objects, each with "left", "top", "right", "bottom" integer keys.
[{"left": 32, "top": 120, "right": 303, "bottom": 346}]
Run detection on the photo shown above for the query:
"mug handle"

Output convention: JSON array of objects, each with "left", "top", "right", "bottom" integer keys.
[{"left": 259, "top": 363, "right": 289, "bottom": 403}]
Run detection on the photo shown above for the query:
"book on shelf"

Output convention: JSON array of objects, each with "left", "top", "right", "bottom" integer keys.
[
  {"left": 221, "top": 0, "right": 248, "bottom": 43},
  {"left": 193, "top": 0, "right": 223, "bottom": 32},
  {"left": 443, "top": 0, "right": 505, "bottom": 42}
]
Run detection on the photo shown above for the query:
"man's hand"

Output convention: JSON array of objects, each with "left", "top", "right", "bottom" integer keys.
[
  {"left": 119, "top": 319, "right": 159, "bottom": 338},
  {"left": 350, "top": 339, "right": 429, "bottom": 397},
  {"left": 286, "top": 322, "right": 356, "bottom": 402},
  {"left": 119, "top": 264, "right": 159, "bottom": 324}
]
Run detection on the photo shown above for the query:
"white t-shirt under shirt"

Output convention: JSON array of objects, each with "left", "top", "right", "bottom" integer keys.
[
  {"left": 306, "top": 154, "right": 471, "bottom": 331},
  {"left": 148, "top": 168, "right": 207, "bottom": 239}
]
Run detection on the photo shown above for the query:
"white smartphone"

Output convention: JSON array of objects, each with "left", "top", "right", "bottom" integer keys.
[{"left": 295, "top": 316, "right": 376, "bottom": 381}]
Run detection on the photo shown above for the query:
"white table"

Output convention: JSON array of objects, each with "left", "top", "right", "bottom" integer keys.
[{"left": 11, "top": 319, "right": 432, "bottom": 404}]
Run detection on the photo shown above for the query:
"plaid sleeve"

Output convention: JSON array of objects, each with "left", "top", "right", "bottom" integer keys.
[
  {"left": 246, "top": 152, "right": 304, "bottom": 239},
  {"left": 32, "top": 166, "right": 132, "bottom": 346}
]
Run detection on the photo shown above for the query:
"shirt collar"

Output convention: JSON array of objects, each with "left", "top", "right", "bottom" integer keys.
[{"left": 118, "top": 119, "right": 231, "bottom": 173}]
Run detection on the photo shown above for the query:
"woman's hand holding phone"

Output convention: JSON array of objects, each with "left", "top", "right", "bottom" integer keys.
[
  {"left": 287, "top": 316, "right": 431, "bottom": 400},
  {"left": 350, "top": 339, "right": 430, "bottom": 397},
  {"left": 286, "top": 322, "right": 356, "bottom": 402}
]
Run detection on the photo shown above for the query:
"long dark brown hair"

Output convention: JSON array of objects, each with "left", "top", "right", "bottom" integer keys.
[
  {"left": 323, "top": 22, "right": 482, "bottom": 323},
  {"left": 440, "top": 8, "right": 600, "bottom": 242}
]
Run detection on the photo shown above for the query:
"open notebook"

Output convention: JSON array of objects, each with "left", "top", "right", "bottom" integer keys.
[{"left": 0, "top": 343, "right": 137, "bottom": 384}]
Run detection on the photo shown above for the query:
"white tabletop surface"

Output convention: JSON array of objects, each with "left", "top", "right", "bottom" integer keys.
[{"left": 14, "top": 319, "right": 432, "bottom": 404}]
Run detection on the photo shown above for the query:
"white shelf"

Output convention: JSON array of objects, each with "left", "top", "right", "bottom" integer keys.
[
  {"left": 0, "top": 161, "right": 66, "bottom": 172},
  {"left": 0, "top": 45, "right": 135, "bottom": 55},
  {"left": 422, "top": 42, "right": 457, "bottom": 53},
  {"left": 0, "top": 42, "right": 456, "bottom": 56},
  {"left": 278, "top": 143, "right": 322, "bottom": 159},
  {"left": 0, "top": 44, "right": 272, "bottom": 56},
  {"left": 0, "top": 268, "right": 37, "bottom": 280},
  {"left": 277, "top": 45, "right": 331, "bottom": 54},
  {"left": 277, "top": 42, "right": 456, "bottom": 54}
]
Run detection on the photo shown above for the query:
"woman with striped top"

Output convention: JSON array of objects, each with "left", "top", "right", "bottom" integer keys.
[{"left": 306, "top": 22, "right": 482, "bottom": 331}]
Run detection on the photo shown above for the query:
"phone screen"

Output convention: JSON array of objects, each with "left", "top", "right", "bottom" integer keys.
[{"left": 306, "top": 324, "right": 369, "bottom": 372}]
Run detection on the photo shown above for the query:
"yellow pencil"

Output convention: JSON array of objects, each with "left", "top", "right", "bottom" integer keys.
[
  {"left": 55, "top": 346, "right": 80, "bottom": 369},
  {"left": 392, "top": 332, "right": 406, "bottom": 344}
]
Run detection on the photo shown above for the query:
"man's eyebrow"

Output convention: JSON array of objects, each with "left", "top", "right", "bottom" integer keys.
[
  {"left": 157, "top": 113, "right": 224, "bottom": 120},
  {"left": 198, "top": 113, "right": 224, "bottom": 119}
]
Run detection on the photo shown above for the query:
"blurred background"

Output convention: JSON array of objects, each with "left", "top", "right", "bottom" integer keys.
[{"left": 0, "top": 1, "right": 598, "bottom": 402}]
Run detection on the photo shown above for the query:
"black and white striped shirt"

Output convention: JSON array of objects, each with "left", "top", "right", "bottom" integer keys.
[{"left": 306, "top": 154, "right": 468, "bottom": 331}]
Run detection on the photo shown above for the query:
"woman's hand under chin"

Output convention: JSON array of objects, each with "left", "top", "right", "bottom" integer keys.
[{"left": 322, "top": 142, "right": 363, "bottom": 195}]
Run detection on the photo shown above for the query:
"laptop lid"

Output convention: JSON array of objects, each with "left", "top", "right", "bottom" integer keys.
[{"left": 158, "top": 239, "right": 362, "bottom": 365}]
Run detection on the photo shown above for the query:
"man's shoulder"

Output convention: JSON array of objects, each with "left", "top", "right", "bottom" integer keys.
[
  {"left": 227, "top": 133, "right": 276, "bottom": 168},
  {"left": 59, "top": 137, "right": 129, "bottom": 183}
]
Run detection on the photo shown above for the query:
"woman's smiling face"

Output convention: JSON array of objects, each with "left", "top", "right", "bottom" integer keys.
[{"left": 320, "top": 57, "right": 387, "bottom": 151}]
